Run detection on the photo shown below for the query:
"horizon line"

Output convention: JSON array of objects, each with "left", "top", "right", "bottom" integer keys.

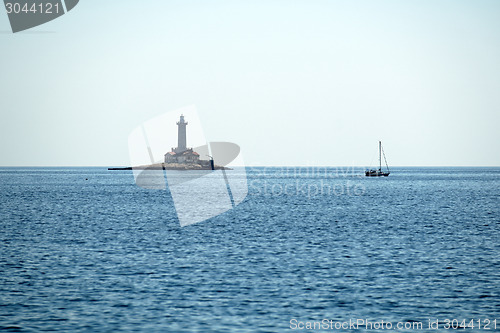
[{"left": 0, "top": 165, "right": 499, "bottom": 168}]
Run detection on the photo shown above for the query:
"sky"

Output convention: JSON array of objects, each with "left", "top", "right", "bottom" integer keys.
[{"left": 0, "top": 0, "right": 499, "bottom": 166}]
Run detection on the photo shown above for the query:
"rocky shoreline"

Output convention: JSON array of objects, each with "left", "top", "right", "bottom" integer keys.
[{"left": 108, "top": 163, "right": 229, "bottom": 171}]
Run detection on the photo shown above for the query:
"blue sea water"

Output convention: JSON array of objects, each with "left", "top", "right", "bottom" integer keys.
[{"left": 0, "top": 167, "right": 499, "bottom": 332}]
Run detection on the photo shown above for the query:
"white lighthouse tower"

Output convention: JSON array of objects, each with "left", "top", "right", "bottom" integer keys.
[
  {"left": 164, "top": 115, "right": 200, "bottom": 164},
  {"left": 174, "top": 114, "right": 188, "bottom": 153}
]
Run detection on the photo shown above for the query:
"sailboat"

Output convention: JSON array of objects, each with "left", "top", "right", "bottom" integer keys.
[{"left": 365, "top": 141, "right": 390, "bottom": 177}]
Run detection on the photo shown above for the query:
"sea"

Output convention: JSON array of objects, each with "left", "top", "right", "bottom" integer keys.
[{"left": 0, "top": 167, "right": 499, "bottom": 332}]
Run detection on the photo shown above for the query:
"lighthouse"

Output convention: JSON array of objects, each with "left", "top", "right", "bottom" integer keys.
[
  {"left": 165, "top": 115, "right": 200, "bottom": 164},
  {"left": 174, "top": 115, "right": 187, "bottom": 153}
]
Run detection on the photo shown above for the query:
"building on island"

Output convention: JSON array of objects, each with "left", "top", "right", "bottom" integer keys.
[
  {"left": 164, "top": 149, "right": 200, "bottom": 163},
  {"left": 164, "top": 115, "right": 201, "bottom": 164}
]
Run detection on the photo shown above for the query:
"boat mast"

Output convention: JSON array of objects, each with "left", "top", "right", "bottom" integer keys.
[{"left": 379, "top": 140, "right": 382, "bottom": 172}]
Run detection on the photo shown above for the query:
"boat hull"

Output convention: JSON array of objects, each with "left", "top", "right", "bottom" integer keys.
[{"left": 365, "top": 170, "right": 390, "bottom": 177}]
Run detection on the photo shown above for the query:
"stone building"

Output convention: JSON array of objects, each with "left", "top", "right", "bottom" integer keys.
[{"left": 164, "top": 115, "right": 200, "bottom": 164}]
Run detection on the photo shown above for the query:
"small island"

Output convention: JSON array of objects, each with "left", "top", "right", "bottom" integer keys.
[
  {"left": 109, "top": 115, "right": 228, "bottom": 171},
  {"left": 108, "top": 163, "right": 228, "bottom": 171}
]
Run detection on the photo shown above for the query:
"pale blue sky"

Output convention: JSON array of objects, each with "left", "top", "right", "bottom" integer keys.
[{"left": 1, "top": 0, "right": 499, "bottom": 166}]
